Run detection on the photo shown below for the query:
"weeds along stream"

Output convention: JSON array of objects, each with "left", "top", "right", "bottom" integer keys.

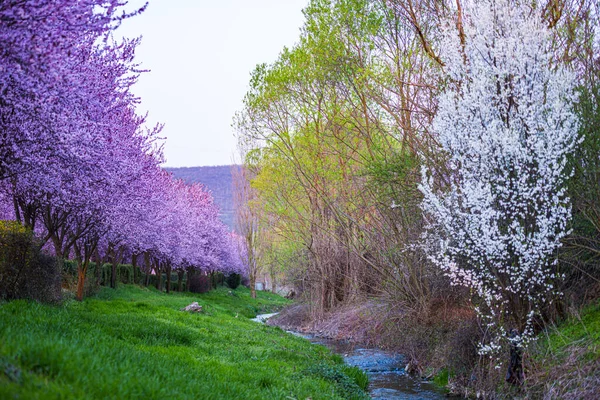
[{"left": 255, "top": 313, "right": 452, "bottom": 399}]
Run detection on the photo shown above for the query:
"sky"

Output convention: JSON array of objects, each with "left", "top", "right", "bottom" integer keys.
[{"left": 117, "top": 0, "right": 308, "bottom": 167}]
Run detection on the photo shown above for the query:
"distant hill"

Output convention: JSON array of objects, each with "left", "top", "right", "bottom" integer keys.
[{"left": 165, "top": 165, "right": 235, "bottom": 230}]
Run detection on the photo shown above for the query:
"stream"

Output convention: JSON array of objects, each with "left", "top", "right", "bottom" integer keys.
[{"left": 253, "top": 313, "right": 449, "bottom": 399}]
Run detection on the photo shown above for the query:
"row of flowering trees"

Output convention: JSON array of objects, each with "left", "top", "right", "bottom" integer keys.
[{"left": 0, "top": 0, "right": 245, "bottom": 300}]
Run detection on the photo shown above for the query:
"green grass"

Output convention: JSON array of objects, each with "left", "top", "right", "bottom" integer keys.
[
  {"left": 540, "top": 300, "right": 600, "bottom": 359},
  {"left": 432, "top": 367, "right": 449, "bottom": 389},
  {"left": 524, "top": 301, "right": 600, "bottom": 398},
  {"left": 0, "top": 285, "right": 368, "bottom": 399}
]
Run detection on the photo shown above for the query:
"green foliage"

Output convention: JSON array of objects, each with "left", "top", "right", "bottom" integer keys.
[
  {"left": 146, "top": 272, "right": 180, "bottom": 291},
  {"left": 210, "top": 271, "right": 225, "bottom": 289},
  {"left": 0, "top": 221, "right": 61, "bottom": 303},
  {"left": 433, "top": 368, "right": 449, "bottom": 388},
  {"left": 365, "top": 149, "right": 421, "bottom": 205},
  {"left": 565, "top": 83, "right": 600, "bottom": 257},
  {"left": 0, "top": 285, "right": 364, "bottom": 399},
  {"left": 540, "top": 301, "right": 600, "bottom": 358},
  {"left": 526, "top": 301, "right": 600, "bottom": 398},
  {"left": 226, "top": 273, "right": 242, "bottom": 289},
  {"left": 62, "top": 260, "right": 144, "bottom": 294},
  {"left": 236, "top": 0, "right": 439, "bottom": 312},
  {"left": 304, "top": 363, "right": 369, "bottom": 400},
  {"left": 189, "top": 274, "right": 211, "bottom": 294},
  {"left": 341, "top": 365, "right": 369, "bottom": 391},
  {"left": 0, "top": 221, "right": 34, "bottom": 299}
]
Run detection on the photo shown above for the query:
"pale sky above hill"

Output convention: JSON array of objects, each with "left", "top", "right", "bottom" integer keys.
[{"left": 117, "top": 0, "right": 307, "bottom": 167}]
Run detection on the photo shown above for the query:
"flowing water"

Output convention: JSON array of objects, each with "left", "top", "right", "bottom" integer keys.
[
  {"left": 297, "top": 333, "right": 449, "bottom": 399},
  {"left": 254, "top": 313, "right": 450, "bottom": 399}
]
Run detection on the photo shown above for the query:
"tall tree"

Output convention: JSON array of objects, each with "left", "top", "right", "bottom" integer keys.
[
  {"left": 418, "top": 0, "right": 580, "bottom": 380},
  {"left": 232, "top": 164, "right": 262, "bottom": 299}
]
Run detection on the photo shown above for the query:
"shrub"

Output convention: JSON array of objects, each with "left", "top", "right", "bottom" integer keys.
[
  {"left": 117, "top": 264, "right": 134, "bottom": 284},
  {"left": 341, "top": 365, "right": 369, "bottom": 391},
  {"left": 304, "top": 363, "right": 369, "bottom": 399},
  {"left": 0, "top": 220, "right": 61, "bottom": 303},
  {"left": 226, "top": 273, "right": 241, "bottom": 289},
  {"left": 0, "top": 221, "right": 34, "bottom": 299},
  {"left": 147, "top": 274, "right": 161, "bottom": 290},
  {"left": 146, "top": 272, "right": 180, "bottom": 291},
  {"left": 27, "top": 253, "right": 62, "bottom": 302},
  {"left": 61, "top": 261, "right": 145, "bottom": 294},
  {"left": 209, "top": 272, "right": 224, "bottom": 289},
  {"left": 189, "top": 274, "right": 211, "bottom": 294}
]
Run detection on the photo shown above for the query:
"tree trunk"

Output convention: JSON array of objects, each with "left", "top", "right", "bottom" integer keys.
[
  {"left": 178, "top": 269, "right": 184, "bottom": 292},
  {"left": 506, "top": 329, "right": 524, "bottom": 385},
  {"left": 166, "top": 263, "right": 172, "bottom": 294},
  {"left": 186, "top": 267, "right": 193, "bottom": 292},
  {"left": 250, "top": 272, "right": 256, "bottom": 299},
  {"left": 107, "top": 244, "right": 117, "bottom": 289},
  {"left": 155, "top": 261, "right": 162, "bottom": 291},
  {"left": 51, "top": 236, "right": 65, "bottom": 269},
  {"left": 76, "top": 262, "right": 87, "bottom": 301},
  {"left": 270, "top": 267, "right": 277, "bottom": 294},
  {"left": 143, "top": 252, "right": 151, "bottom": 287},
  {"left": 132, "top": 254, "right": 138, "bottom": 284}
]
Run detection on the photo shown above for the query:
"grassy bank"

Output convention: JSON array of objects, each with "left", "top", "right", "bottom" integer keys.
[
  {"left": 0, "top": 285, "right": 368, "bottom": 399},
  {"left": 272, "top": 297, "right": 600, "bottom": 398},
  {"left": 526, "top": 301, "right": 600, "bottom": 399}
]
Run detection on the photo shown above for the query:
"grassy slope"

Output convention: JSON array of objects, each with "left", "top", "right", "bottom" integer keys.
[
  {"left": 526, "top": 301, "right": 600, "bottom": 398},
  {"left": 0, "top": 285, "right": 367, "bottom": 400}
]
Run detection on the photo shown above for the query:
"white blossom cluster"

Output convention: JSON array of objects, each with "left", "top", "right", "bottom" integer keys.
[{"left": 419, "top": 0, "right": 579, "bottom": 354}]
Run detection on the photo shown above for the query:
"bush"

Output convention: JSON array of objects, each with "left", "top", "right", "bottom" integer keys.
[
  {"left": 226, "top": 273, "right": 241, "bottom": 289},
  {"left": 189, "top": 274, "right": 211, "bottom": 294},
  {"left": 27, "top": 253, "right": 62, "bottom": 302},
  {"left": 341, "top": 365, "right": 369, "bottom": 391},
  {"left": 304, "top": 363, "right": 369, "bottom": 399},
  {"left": 0, "top": 221, "right": 34, "bottom": 299},
  {"left": 0, "top": 221, "right": 61, "bottom": 303},
  {"left": 146, "top": 272, "right": 180, "bottom": 291},
  {"left": 60, "top": 261, "right": 145, "bottom": 295},
  {"left": 241, "top": 276, "right": 250, "bottom": 288},
  {"left": 209, "top": 272, "right": 225, "bottom": 289}
]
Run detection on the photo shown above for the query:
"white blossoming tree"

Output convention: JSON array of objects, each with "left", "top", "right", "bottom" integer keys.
[{"left": 419, "top": 0, "right": 579, "bottom": 382}]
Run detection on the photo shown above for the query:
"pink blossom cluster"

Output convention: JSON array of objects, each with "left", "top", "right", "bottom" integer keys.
[{"left": 0, "top": 1, "right": 244, "bottom": 298}]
